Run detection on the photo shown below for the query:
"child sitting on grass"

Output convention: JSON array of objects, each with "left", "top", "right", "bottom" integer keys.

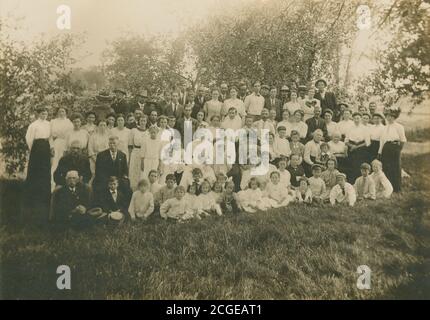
[
  {"left": 160, "top": 186, "right": 195, "bottom": 221},
  {"left": 156, "top": 174, "right": 176, "bottom": 205},
  {"left": 277, "top": 157, "right": 292, "bottom": 188},
  {"left": 128, "top": 179, "right": 155, "bottom": 221},
  {"left": 308, "top": 164, "right": 326, "bottom": 203},
  {"left": 266, "top": 171, "right": 294, "bottom": 208},
  {"left": 287, "top": 153, "right": 305, "bottom": 189},
  {"left": 369, "top": 159, "right": 393, "bottom": 199},
  {"left": 354, "top": 162, "right": 376, "bottom": 201},
  {"left": 329, "top": 173, "right": 356, "bottom": 207},
  {"left": 220, "top": 180, "right": 240, "bottom": 214},
  {"left": 237, "top": 177, "right": 266, "bottom": 213},
  {"left": 321, "top": 158, "right": 339, "bottom": 199},
  {"left": 196, "top": 180, "right": 223, "bottom": 216},
  {"left": 296, "top": 176, "right": 312, "bottom": 203}
]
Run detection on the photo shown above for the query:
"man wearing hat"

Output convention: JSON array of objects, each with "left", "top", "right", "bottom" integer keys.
[
  {"left": 265, "top": 87, "right": 282, "bottom": 121},
  {"left": 244, "top": 81, "right": 265, "bottom": 121},
  {"left": 314, "top": 79, "right": 340, "bottom": 121},
  {"left": 130, "top": 90, "right": 149, "bottom": 114},
  {"left": 93, "top": 91, "right": 115, "bottom": 121},
  {"left": 354, "top": 162, "right": 376, "bottom": 201},
  {"left": 279, "top": 85, "right": 290, "bottom": 106},
  {"left": 111, "top": 89, "right": 130, "bottom": 115},
  {"left": 51, "top": 170, "right": 91, "bottom": 224},
  {"left": 298, "top": 84, "right": 308, "bottom": 100}
]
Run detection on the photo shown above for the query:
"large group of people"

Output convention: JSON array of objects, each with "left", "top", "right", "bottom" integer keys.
[{"left": 24, "top": 79, "right": 407, "bottom": 225}]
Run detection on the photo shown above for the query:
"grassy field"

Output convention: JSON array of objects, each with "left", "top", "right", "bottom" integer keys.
[{"left": 0, "top": 153, "right": 429, "bottom": 300}]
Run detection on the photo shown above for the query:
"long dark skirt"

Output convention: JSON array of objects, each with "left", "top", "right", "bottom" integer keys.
[
  {"left": 368, "top": 140, "right": 380, "bottom": 163},
  {"left": 26, "top": 139, "right": 51, "bottom": 217},
  {"left": 381, "top": 142, "right": 402, "bottom": 192},
  {"left": 336, "top": 156, "right": 349, "bottom": 176},
  {"left": 347, "top": 146, "right": 368, "bottom": 183}
]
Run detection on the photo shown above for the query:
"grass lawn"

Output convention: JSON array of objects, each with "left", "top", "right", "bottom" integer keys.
[{"left": 1, "top": 153, "right": 429, "bottom": 300}]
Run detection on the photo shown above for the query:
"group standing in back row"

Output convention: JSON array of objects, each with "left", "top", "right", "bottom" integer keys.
[{"left": 24, "top": 79, "right": 406, "bottom": 223}]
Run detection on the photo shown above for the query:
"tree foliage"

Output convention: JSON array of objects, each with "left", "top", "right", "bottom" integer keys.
[
  {"left": 0, "top": 20, "right": 84, "bottom": 174},
  {"left": 364, "top": 0, "right": 430, "bottom": 107},
  {"left": 186, "top": 0, "right": 359, "bottom": 87}
]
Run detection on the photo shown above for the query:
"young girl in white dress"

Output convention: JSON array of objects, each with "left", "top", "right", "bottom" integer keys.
[
  {"left": 237, "top": 177, "right": 266, "bottom": 213},
  {"left": 196, "top": 180, "right": 223, "bottom": 216},
  {"left": 141, "top": 126, "right": 162, "bottom": 181},
  {"left": 266, "top": 171, "right": 294, "bottom": 208},
  {"left": 129, "top": 115, "right": 148, "bottom": 191},
  {"left": 370, "top": 159, "right": 393, "bottom": 199}
]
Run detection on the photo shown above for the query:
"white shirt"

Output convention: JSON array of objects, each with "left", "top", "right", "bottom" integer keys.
[
  {"left": 330, "top": 183, "right": 356, "bottom": 206},
  {"left": 369, "top": 123, "right": 385, "bottom": 141},
  {"left": 325, "top": 121, "right": 338, "bottom": 138},
  {"left": 284, "top": 101, "right": 301, "bottom": 116},
  {"left": 50, "top": 118, "right": 73, "bottom": 140},
  {"left": 128, "top": 191, "right": 154, "bottom": 219},
  {"left": 273, "top": 136, "right": 291, "bottom": 157},
  {"left": 304, "top": 140, "right": 321, "bottom": 165},
  {"left": 253, "top": 119, "right": 275, "bottom": 137},
  {"left": 370, "top": 171, "right": 393, "bottom": 199},
  {"left": 337, "top": 119, "right": 354, "bottom": 137},
  {"left": 328, "top": 140, "right": 347, "bottom": 156},
  {"left": 345, "top": 123, "right": 370, "bottom": 146},
  {"left": 244, "top": 93, "right": 265, "bottom": 116},
  {"left": 26, "top": 119, "right": 51, "bottom": 149},
  {"left": 378, "top": 121, "right": 407, "bottom": 153}
]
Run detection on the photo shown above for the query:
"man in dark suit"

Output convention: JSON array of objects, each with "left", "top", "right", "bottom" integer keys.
[
  {"left": 93, "top": 136, "right": 130, "bottom": 202},
  {"left": 130, "top": 90, "right": 150, "bottom": 115},
  {"left": 54, "top": 141, "right": 92, "bottom": 187},
  {"left": 51, "top": 170, "right": 91, "bottom": 223},
  {"left": 305, "top": 106, "right": 328, "bottom": 142},
  {"left": 175, "top": 105, "right": 199, "bottom": 146},
  {"left": 237, "top": 82, "right": 248, "bottom": 102},
  {"left": 97, "top": 176, "right": 129, "bottom": 215},
  {"left": 314, "top": 79, "right": 340, "bottom": 121},
  {"left": 194, "top": 87, "right": 207, "bottom": 115},
  {"left": 265, "top": 87, "right": 283, "bottom": 121},
  {"left": 164, "top": 91, "right": 184, "bottom": 119},
  {"left": 111, "top": 89, "right": 130, "bottom": 115}
]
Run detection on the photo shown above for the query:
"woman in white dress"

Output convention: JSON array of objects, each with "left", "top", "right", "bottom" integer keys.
[
  {"left": 141, "top": 126, "right": 163, "bottom": 182},
  {"left": 50, "top": 106, "right": 73, "bottom": 187},
  {"left": 221, "top": 87, "right": 246, "bottom": 121},
  {"left": 203, "top": 89, "right": 223, "bottom": 122},
  {"left": 128, "top": 115, "right": 148, "bottom": 191},
  {"left": 323, "top": 109, "right": 338, "bottom": 140},
  {"left": 88, "top": 119, "right": 110, "bottom": 176},
  {"left": 110, "top": 114, "right": 131, "bottom": 162},
  {"left": 283, "top": 90, "right": 301, "bottom": 117},
  {"left": 301, "top": 88, "right": 320, "bottom": 121},
  {"left": 66, "top": 113, "right": 89, "bottom": 154}
]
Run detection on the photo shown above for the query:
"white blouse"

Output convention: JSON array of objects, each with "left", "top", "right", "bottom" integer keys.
[
  {"left": 378, "top": 122, "right": 407, "bottom": 153},
  {"left": 221, "top": 98, "right": 246, "bottom": 119},
  {"left": 325, "top": 121, "right": 338, "bottom": 138},
  {"left": 304, "top": 140, "right": 321, "bottom": 165},
  {"left": 50, "top": 118, "right": 73, "bottom": 140},
  {"left": 337, "top": 120, "right": 354, "bottom": 137},
  {"left": 344, "top": 124, "right": 370, "bottom": 146},
  {"left": 369, "top": 123, "right": 385, "bottom": 141},
  {"left": 26, "top": 119, "right": 51, "bottom": 149}
]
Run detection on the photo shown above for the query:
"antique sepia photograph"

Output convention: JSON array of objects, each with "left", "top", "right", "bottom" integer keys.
[{"left": 0, "top": 0, "right": 429, "bottom": 301}]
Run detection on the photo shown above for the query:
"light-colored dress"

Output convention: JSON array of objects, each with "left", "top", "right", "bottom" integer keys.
[
  {"left": 203, "top": 100, "right": 223, "bottom": 122},
  {"left": 129, "top": 128, "right": 148, "bottom": 191},
  {"left": 50, "top": 118, "right": 73, "bottom": 187},
  {"left": 88, "top": 132, "right": 110, "bottom": 175},
  {"left": 141, "top": 137, "right": 162, "bottom": 181},
  {"left": 128, "top": 190, "right": 154, "bottom": 219},
  {"left": 370, "top": 171, "right": 393, "bottom": 199},
  {"left": 66, "top": 129, "right": 89, "bottom": 153}
]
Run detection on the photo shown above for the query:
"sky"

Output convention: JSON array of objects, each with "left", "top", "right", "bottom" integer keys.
[
  {"left": 0, "top": 0, "right": 380, "bottom": 78},
  {"left": 0, "top": 0, "right": 223, "bottom": 67}
]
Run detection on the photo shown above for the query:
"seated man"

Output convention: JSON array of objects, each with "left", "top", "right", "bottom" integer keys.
[
  {"left": 54, "top": 140, "right": 92, "bottom": 188},
  {"left": 51, "top": 170, "right": 91, "bottom": 224}
]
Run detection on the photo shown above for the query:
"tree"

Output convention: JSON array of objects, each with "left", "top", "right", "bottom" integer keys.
[
  {"left": 186, "top": 0, "right": 360, "bottom": 87},
  {"left": 102, "top": 35, "right": 194, "bottom": 96},
  {"left": 363, "top": 0, "right": 430, "bottom": 107},
  {"left": 0, "top": 19, "right": 84, "bottom": 175}
]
